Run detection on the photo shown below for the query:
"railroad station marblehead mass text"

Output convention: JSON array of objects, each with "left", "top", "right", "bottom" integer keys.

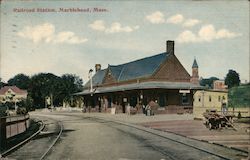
[{"left": 13, "top": 8, "right": 108, "bottom": 13}]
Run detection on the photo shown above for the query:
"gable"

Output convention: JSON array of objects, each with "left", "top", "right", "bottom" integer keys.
[
  {"left": 152, "top": 54, "right": 191, "bottom": 82},
  {"left": 6, "top": 89, "right": 15, "bottom": 96},
  {"left": 103, "top": 68, "right": 117, "bottom": 84}
]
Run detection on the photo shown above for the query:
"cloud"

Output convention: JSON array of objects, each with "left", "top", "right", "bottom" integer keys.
[
  {"left": 176, "top": 24, "right": 241, "bottom": 43},
  {"left": 167, "top": 14, "right": 184, "bottom": 24},
  {"left": 53, "top": 32, "right": 88, "bottom": 44},
  {"left": 183, "top": 19, "right": 201, "bottom": 27},
  {"left": 176, "top": 30, "right": 197, "bottom": 43},
  {"left": 145, "top": 11, "right": 165, "bottom": 24},
  {"left": 18, "top": 23, "right": 88, "bottom": 44},
  {"left": 18, "top": 23, "right": 55, "bottom": 43},
  {"left": 88, "top": 20, "right": 105, "bottom": 31},
  {"left": 146, "top": 12, "right": 201, "bottom": 28},
  {"left": 89, "top": 20, "right": 139, "bottom": 33}
]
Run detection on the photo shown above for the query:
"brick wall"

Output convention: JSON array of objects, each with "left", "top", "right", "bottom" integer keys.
[{"left": 153, "top": 55, "right": 191, "bottom": 82}]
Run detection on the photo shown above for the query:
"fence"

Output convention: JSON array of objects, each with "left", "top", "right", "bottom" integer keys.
[{"left": 0, "top": 114, "right": 30, "bottom": 150}]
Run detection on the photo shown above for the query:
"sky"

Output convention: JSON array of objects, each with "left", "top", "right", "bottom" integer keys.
[{"left": 0, "top": 0, "right": 249, "bottom": 84}]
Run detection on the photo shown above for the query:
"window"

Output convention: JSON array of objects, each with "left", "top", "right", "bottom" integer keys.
[
  {"left": 129, "top": 96, "right": 137, "bottom": 107},
  {"left": 159, "top": 94, "right": 166, "bottom": 107},
  {"left": 182, "top": 93, "right": 189, "bottom": 104},
  {"left": 209, "top": 95, "right": 212, "bottom": 102},
  {"left": 198, "top": 96, "right": 201, "bottom": 102}
]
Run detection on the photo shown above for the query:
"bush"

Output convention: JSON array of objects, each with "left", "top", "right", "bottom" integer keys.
[
  {"left": 16, "top": 96, "right": 34, "bottom": 112},
  {"left": 0, "top": 104, "right": 7, "bottom": 117},
  {"left": 16, "top": 107, "right": 28, "bottom": 115}
]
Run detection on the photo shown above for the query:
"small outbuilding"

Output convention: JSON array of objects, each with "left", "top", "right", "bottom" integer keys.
[{"left": 193, "top": 90, "right": 228, "bottom": 119}]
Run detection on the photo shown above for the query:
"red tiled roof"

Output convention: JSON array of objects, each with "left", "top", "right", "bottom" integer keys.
[{"left": 0, "top": 86, "right": 27, "bottom": 95}]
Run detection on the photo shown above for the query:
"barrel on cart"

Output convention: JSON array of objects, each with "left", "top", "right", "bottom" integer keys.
[{"left": 203, "top": 110, "right": 235, "bottom": 130}]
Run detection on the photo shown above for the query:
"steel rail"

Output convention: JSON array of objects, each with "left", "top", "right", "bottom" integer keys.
[{"left": 39, "top": 120, "right": 63, "bottom": 160}]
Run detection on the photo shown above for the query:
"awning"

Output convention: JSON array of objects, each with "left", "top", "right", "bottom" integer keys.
[{"left": 73, "top": 81, "right": 204, "bottom": 96}]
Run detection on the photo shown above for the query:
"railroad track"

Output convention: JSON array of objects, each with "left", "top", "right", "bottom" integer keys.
[
  {"left": 3, "top": 116, "right": 63, "bottom": 160},
  {"left": 10, "top": 112, "right": 246, "bottom": 160}
]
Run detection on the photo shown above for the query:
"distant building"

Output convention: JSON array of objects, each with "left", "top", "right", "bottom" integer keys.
[
  {"left": 213, "top": 80, "right": 227, "bottom": 91},
  {"left": 0, "top": 86, "right": 28, "bottom": 103},
  {"left": 193, "top": 90, "right": 228, "bottom": 119},
  {"left": 75, "top": 40, "right": 203, "bottom": 114},
  {"left": 190, "top": 58, "right": 199, "bottom": 85}
]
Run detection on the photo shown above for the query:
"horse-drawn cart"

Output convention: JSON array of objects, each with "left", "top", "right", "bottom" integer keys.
[{"left": 203, "top": 110, "right": 235, "bottom": 130}]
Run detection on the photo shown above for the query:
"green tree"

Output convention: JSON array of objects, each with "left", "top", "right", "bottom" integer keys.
[
  {"left": 0, "top": 77, "right": 7, "bottom": 88},
  {"left": 225, "top": 69, "right": 240, "bottom": 88},
  {"left": 200, "top": 77, "right": 219, "bottom": 88},
  {"left": 17, "top": 95, "right": 34, "bottom": 112},
  {"left": 59, "top": 74, "right": 83, "bottom": 105},
  {"left": 29, "top": 73, "right": 83, "bottom": 108},
  {"left": 30, "top": 73, "right": 62, "bottom": 108},
  {"left": 7, "top": 74, "right": 30, "bottom": 90}
]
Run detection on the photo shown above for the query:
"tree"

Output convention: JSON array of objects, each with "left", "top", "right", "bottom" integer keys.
[
  {"left": 30, "top": 73, "right": 62, "bottom": 108},
  {"left": 7, "top": 74, "right": 30, "bottom": 90},
  {"left": 200, "top": 77, "right": 219, "bottom": 88},
  {"left": 29, "top": 73, "right": 83, "bottom": 108},
  {"left": 225, "top": 69, "right": 240, "bottom": 88},
  {"left": 0, "top": 77, "right": 7, "bottom": 88},
  {"left": 60, "top": 74, "right": 83, "bottom": 104}
]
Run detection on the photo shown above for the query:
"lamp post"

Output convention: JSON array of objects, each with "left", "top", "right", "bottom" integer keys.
[
  {"left": 88, "top": 69, "right": 93, "bottom": 113},
  {"left": 88, "top": 69, "right": 93, "bottom": 96}
]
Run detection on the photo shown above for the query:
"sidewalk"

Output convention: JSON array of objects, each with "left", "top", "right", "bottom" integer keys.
[
  {"left": 84, "top": 112, "right": 194, "bottom": 124},
  {"left": 84, "top": 112, "right": 249, "bottom": 153}
]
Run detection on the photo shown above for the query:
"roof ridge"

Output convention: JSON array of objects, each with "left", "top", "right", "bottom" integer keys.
[
  {"left": 110, "top": 52, "right": 167, "bottom": 67},
  {"left": 117, "top": 65, "right": 125, "bottom": 82}
]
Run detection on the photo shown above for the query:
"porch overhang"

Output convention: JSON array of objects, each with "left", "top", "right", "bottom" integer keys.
[{"left": 73, "top": 81, "right": 204, "bottom": 96}]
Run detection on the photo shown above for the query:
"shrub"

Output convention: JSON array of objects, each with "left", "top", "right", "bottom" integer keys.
[
  {"left": 0, "top": 104, "right": 7, "bottom": 117},
  {"left": 16, "top": 107, "right": 28, "bottom": 115}
]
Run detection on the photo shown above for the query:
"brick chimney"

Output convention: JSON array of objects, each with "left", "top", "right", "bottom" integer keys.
[
  {"left": 167, "top": 40, "right": 174, "bottom": 55},
  {"left": 95, "top": 64, "right": 101, "bottom": 72}
]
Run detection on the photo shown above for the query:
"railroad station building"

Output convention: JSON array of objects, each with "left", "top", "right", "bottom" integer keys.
[{"left": 75, "top": 40, "right": 203, "bottom": 114}]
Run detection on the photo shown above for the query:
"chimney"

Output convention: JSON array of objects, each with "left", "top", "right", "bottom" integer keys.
[
  {"left": 95, "top": 64, "right": 101, "bottom": 72},
  {"left": 167, "top": 40, "right": 174, "bottom": 55}
]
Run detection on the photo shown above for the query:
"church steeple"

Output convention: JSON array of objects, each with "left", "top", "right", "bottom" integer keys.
[
  {"left": 190, "top": 58, "right": 199, "bottom": 85},
  {"left": 192, "top": 58, "right": 198, "bottom": 68}
]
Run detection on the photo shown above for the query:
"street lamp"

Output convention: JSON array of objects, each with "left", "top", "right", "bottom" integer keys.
[
  {"left": 88, "top": 69, "right": 93, "bottom": 96},
  {"left": 88, "top": 69, "right": 94, "bottom": 113}
]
